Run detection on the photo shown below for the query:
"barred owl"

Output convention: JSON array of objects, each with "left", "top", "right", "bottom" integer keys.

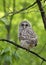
[{"left": 18, "top": 20, "right": 37, "bottom": 49}]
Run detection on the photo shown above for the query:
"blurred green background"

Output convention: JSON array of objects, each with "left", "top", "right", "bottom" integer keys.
[{"left": 0, "top": 0, "right": 46, "bottom": 65}]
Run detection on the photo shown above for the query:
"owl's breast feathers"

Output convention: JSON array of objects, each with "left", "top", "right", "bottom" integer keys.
[
  {"left": 19, "top": 27, "right": 37, "bottom": 39},
  {"left": 19, "top": 27, "right": 37, "bottom": 45}
]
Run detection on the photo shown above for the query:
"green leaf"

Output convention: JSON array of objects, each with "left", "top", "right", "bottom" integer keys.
[{"left": 0, "top": 17, "right": 9, "bottom": 25}]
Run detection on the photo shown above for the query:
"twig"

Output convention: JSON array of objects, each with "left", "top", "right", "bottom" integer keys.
[{"left": 0, "top": 39, "right": 46, "bottom": 62}]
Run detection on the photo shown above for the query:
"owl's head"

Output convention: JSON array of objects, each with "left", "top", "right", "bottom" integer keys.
[{"left": 19, "top": 20, "right": 31, "bottom": 29}]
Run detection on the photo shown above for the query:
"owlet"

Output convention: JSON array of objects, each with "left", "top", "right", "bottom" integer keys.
[{"left": 18, "top": 20, "right": 37, "bottom": 49}]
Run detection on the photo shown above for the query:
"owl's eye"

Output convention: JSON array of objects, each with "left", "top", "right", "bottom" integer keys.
[
  {"left": 21, "top": 24, "right": 24, "bottom": 26},
  {"left": 26, "top": 24, "right": 28, "bottom": 26}
]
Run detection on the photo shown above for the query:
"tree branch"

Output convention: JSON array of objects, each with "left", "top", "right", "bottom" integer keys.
[
  {"left": 3, "top": 0, "right": 6, "bottom": 13},
  {"left": 1, "top": 1, "right": 37, "bottom": 18},
  {"left": 6, "top": 0, "right": 16, "bottom": 40},
  {"left": 1, "top": 0, "right": 43, "bottom": 19},
  {"left": 0, "top": 39, "right": 46, "bottom": 62},
  {"left": 36, "top": 0, "right": 46, "bottom": 29}
]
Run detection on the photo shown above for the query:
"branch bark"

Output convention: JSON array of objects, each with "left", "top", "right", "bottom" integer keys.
[{"left": 0, "top": 39, "right": 46, "bottom": 62}]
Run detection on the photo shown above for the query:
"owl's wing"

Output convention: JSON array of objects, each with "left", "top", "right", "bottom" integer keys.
[{"left": 26, "top": 27, "right": 37, "bottom": 45}]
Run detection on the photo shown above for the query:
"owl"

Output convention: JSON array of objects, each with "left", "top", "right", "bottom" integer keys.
[{"left": 18, "top": 20, "right": 37, "bottom": 49}]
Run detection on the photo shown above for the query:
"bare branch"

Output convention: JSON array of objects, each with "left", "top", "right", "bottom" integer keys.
[
  {"left": 1, "top": 1, "right": 37, "bottom": 18},
  {"left": 0, "top": 39, "right": 46, "bottom": 62},
  {"left": 36, "top": 0, "right": 46, "bottom": 29}
]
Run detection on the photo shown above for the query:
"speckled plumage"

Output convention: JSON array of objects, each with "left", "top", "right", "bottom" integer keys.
[{"left": 18, "top": 20, "right": 37, "bottom": 49}]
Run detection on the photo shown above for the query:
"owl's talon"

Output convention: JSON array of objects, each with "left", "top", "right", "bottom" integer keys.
[{"left": 35, "top": 44, "right": 37, "bottom": 46}]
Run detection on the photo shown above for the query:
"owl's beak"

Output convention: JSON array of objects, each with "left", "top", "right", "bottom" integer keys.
[{"left": 23, "top": 26, "right": 26, "bottom": 28}]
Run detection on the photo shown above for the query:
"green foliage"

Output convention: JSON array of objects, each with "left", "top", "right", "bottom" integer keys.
[
  {"left": 0, "top": 0, "right": 46, "bottom": 65},
  {"left": 0, "top": 47, "right": 19, "bottom": 65},
  {"left": 0, "top": 17, "right": 9, "bottom": 25}
]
